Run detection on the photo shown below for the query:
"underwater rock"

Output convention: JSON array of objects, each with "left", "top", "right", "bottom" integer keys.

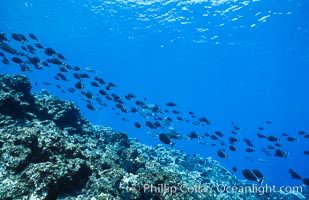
[{"left": 0, "top": 74, "right": 307, "bottom": 199}]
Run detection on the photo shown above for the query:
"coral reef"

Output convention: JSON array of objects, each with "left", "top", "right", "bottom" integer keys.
[{"left": 0, "top": 74, "right": 307, "bottom": 199}]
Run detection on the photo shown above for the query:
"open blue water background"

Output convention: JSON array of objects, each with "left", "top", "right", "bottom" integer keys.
[{"left": 1, "top": 0, "right": 309, "bottom": 187}]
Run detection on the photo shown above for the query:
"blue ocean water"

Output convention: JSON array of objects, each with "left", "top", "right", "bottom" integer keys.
[{"left": 1, "top": 0, "right": 309, "bottom": 188}]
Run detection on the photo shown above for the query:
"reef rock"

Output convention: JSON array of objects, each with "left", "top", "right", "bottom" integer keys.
[{"left": 0, "top": 74, "right": 307, "bottom": 200}]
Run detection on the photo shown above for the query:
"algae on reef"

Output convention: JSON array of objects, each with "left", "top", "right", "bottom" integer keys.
[{"left": 0, "top": 74, "right": 307, "bottom": 199}]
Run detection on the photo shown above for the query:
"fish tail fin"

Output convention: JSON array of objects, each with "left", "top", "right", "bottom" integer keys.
[
  {"left": 258, "top": 179, "right": 264, "bottom": 185},
  {"left": 171, "top": 142, "right": 175, "bottom": 147}
]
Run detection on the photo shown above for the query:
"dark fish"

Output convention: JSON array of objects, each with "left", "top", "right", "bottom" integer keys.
[
  {"left": 21, "top": 45, "right": 28, "bottom": 52},
  {"left": 91, "top": 81, "right": 100, "bottom": 87},
  {"left": 188, "top": 131, "right": 199, "bottom": 139},
  {"left": 19, "top": 34, "right": 28, "bottom": 42},
  {"left": 214, "top": 131, "right": 224, "bottom": 137},
  {"left": 189, "top": 111, "right": 194, "bottom": 115},
  {"left": 192, "top": 121, "right": 200, "bottom": 126},
  {"left": 274, "top": 143, "right": 282, "bottom": 147},
  {"left": 199, "top": 117, "right": 211, "bottom": 124},
  {"left": 286, "top": 136, "right": 296, "bottom": 142},
  {"left": 127, "top": 93, "right": 135, "bottom": 98},
  {"left": 44, "top": 47, "right": 57, "bottom": 56},
  {"left": 274, "top": 149, "right": 288, "bottom": 159},
  {"left": 229, "top": 137, "right": 239, "bottom": 143},
  {"left": 204, "top": 132, "right": 210, "bottom": 137},
  {"left": 267, "top": 145, "right": 275, "bottom": 150},
  {"left": 42, "top": 61, "right": 48, "bottom": 67},
  {"left": 59, "top": 67, "right": 68, "bottom": 72},
  {"left": 298, "top": 131, "right": 306, "bottom": 135},
  {"left": 11, "top": 57, "right": 23, "bottom": 64},
  {"left": 242, "top": 169, "right": 263, "bottom": 185},
  {"left": 0, "top": 52, "right": 4, "bottom": 57},
  {"left": 256, "top": 132, "right": 266, "bottom": 138},
  {"left": 165, "top": 116, "right": 173, "bottom": 122},
  {"left": 27, "top": 56, "right": 40, "bottom": 66},
  {"left": 252, "top": 169, "right": 265, "bottom": 179},
  {"left": 73, "top": 66, "right": 81, "bottom": 71},
  {"left": 26, "top": 44, "right": 35, "bottom": 52},
  {"left": 79, "top": 73, "right": 90, "bottom": 79},
  {"left": 154, "top": 121, "right": 161, "bottom": 128},
  {"left": 105, "top": 95, "right": 112, "bottom": 101},
  {"left": 289, "top": 169, "right": 302, "bottom": 180},
  {"left": 217, "top": 150, "right": 228, "bottom": 158},
  {"left": 233, "top": 125, "right": 240, "bottom": 130},
  {"left": 94, "top": 77, "right": 106, "bottom": 85},
  {"left": 0, "top": 32, "right": 8, "bottom": 42},
  {"left": 125, "top": 95, "right": 131, "bottom": 101},
  {"left": 265, "top": 121, "right": 272, "bottom": 124},
  {"left": 229, "top": 145, "right": 237, "bottom": 152},
  {"left": 47, "top": 58, "right": 63, "bottom": 65},
  {"left": 245, "top": 148, "right": 255, "bottom": 153},
  {"left": 304, "top": 134, "right": 309, "bottom": 139},
  {"left": 11, "top": 33, "right": 23, "bottom": 42},
  {"left": 166, "top": 102, "right": 176, "bottom": 107},
  {"left": 115, "top": 103, "right": 124, "bottom": 109},
  {"left": 67, "top": 88, "right": 76, "bottom": 93},
  {"left": 42, "top": 81, "right": 51, "bottom": 85},
  {"left": 246, "top": 141, "right": 254, "bottom": 147},
  {"left": 111, "top": 93, "right": 121, "bottom": 101},
  {"left": 56, "top": 73, "right": 67, "bottom": 81},
  {"left": 120, "top": 108, "right": 128, "bottom": 113},
  {"left": 159, "top": 133, "right": 174, "bottom": 147},
  {"left": 73, "top": 73, "right": 81, "bottom": 80},
  {"left": 267, "top": 136, "right": 279, "bottom": 142},
  {"left": 172, "top": 110, "right": 181, "bottom": 114},
  {"left": 2, "top": 57, "right": 10, "bottom": 64},
  {"left": 86, "top": 104, "right": 95, "bottom": 111},
  {"left": 176, "top": 116, "right": 183, "bottom": 121},
  {"left": 210, "top": 135, "right": 218, "bottom": 140},
  {"left": 85, "top": 91, "right": 93, "bottom": 99},
  {"left": 231, "top": 131, "right": 238, "bottom": 135},
  {"left": 35, "top": 43, "right": 44, "bottom": 49},
  {"left": 19, "top": 63, "right": 31, "bottom": 72},
  {"left": 131, "top": 107, "right": 138, "bottom": 113},
  {"left": 135, "top": 100, "right": 145, "bottom": 106},
  {"left": 65, "top": 64, "right": 72, "bottom": 69},
  {"left": 134, "top": 122, "right": 142, "bottom": 128},
  {"left": 108, "top": 82, "right": 116, "bottom": 87},
  {"left": 75, "top": 81, "right": 84, "bottom": 89},
  {"left": 57, "top": 53, "right": 66, "bottom": 60},
  {"left": 145, "top": 121, "right": 155, "bottom": 129},
  {"left": 232, "top": 166, "right": 237, "bottom": 172},
  {"left": 282, "top": 132, "right": 288, "bottom": 137},
  {"left": 99, "top": 89, "right": 107, "bottom": 96},
  {"left": 258, "top": 127, "right": 264, "bottom": 130},
  {"left": 0, "top": 43, "right": 17, "bottom": 54},
  {"left": 29, "top": 33, "right": 38, "bottom": 40}
]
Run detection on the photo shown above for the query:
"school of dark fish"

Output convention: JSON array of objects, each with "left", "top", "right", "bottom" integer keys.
[{"left": 1, "top": 31, "right": 308, "bottom": 185}]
